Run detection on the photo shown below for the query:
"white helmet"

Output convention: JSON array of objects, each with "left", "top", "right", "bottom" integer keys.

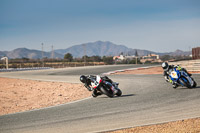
[{"left": 162, "top": 62, "right": 169, "bottom": 71}]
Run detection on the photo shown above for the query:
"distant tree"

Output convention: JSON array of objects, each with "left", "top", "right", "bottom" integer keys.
[
  {"left": 22, "top": 57, "right": 29, "bottom": 60},
  {"left": 91, "top": 56, "right": 102, "bottom": 62},
  {"left": 64, "top": 53, "right": 73, "bottom": 62},
  {"left": 82, "top": 55, "right": 89, "bottom": 62},
  {"left": 73, "top": 57, "right": 82, "bottom": 62},
  {"left": 129, "top": 58, "right": 141, "bottom": 64},
  {"left": 160, "top": 55, "right": 171, "bottom": 61},
  {"left": 135, "top": 50, "right": 138, "bottom": 57},
  {"left": 102, "top": 56, "right": 114, "bottom": 64}
]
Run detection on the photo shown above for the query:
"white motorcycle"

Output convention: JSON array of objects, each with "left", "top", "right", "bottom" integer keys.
[{"left": 88, "top": 75, "right": 122, "bottom": 98}]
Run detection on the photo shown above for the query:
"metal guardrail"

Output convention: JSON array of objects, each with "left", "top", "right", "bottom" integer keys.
[{"left": 0, "top": 67, "right": 53, "bottom": 72}]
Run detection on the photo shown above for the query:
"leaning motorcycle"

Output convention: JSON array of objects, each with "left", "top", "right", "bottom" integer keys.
[
  {"left": 90, "top": 75, "right": 122, "bottom": 98},
  {"left": 169, "top": 68, "right": 197, "bottom": 89}
]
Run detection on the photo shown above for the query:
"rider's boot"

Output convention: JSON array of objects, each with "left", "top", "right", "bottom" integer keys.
[
  {"left": 92, "top": 93, "right": 97, "bottom": 97},
  {"left": 172, "top": 81, "right": 177, "bottom": 88},
  {"left": 172, "top": 84, "right": 177, "bottom": 88},
  {"left": 92, "top": 90, "right": 102, "bottom": 98}
]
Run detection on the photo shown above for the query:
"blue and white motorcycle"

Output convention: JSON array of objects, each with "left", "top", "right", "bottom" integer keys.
[{"left": 169, "top": 68, "right": 197, "bottom": 89}]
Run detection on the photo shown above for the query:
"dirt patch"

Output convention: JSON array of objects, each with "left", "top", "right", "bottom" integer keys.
[
  {"left": 114, "top": 67, "right": 163, "bottom": 75},
  {"left": 107, "top": 117, "right": 200, "bottom": 133},
  {"left": 0, "top": 77, "right": 91, "bottom": 115},
  {"left": 114, "top": 66, "right": 200, "bottom": 75}
]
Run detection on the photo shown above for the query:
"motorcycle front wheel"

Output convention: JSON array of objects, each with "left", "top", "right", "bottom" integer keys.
[
  {"left": 191, "top": 77, "right": 197, "bottom": 88},
  {"left": 116, "top": 89, "right": 122, "bottom": 96}
]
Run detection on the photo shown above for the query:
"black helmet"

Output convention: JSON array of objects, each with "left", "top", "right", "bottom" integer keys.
[
  {"left": 162, "top": 62, "right": 169, "bottom": 70},
  {"left": 80, "top": 75, "right": 87, "bottom": 83}
]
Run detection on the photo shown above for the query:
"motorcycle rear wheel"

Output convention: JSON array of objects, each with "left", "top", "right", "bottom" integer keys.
[{"left": 100, "top": 86, "right": 114, "bottom": 98}]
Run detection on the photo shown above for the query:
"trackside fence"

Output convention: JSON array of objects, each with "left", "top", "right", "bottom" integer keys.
[{"left": 169, "top": 59, "right": 200, "bottom": 72}]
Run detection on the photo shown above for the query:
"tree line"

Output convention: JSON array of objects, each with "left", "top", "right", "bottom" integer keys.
[{"left": 64, "top": 53, "right": 114, "bottom": 64}]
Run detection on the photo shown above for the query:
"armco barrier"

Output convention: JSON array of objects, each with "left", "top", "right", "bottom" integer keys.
[{"left": 0, "top": 67, "right": 53, "bottom": 72}]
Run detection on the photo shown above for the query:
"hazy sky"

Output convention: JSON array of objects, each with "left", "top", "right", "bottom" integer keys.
[{"left": 0, "top": 0, "right": 200, "bottom": 52}]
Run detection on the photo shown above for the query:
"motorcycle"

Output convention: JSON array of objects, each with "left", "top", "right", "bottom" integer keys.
[
  {"left": 88, "top": 75, "right": 122, "bottom": 98},
  {"left": 169, "top": 68, "right": 197, "bottom": 89}
]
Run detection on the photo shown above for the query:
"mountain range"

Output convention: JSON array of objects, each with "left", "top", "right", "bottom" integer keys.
[
  {"left": 0, "top": 48, "right": 63, "bottom": 59},
  {"left": 0, "top": 41, "right": 191, "bottom": 59}
]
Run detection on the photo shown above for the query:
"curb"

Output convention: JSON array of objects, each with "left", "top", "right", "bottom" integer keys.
[
  {"left": 103, "top": 65, "right": 160, "bottom": 75},
  {"left": 0, "top": 67, "right": 53, "bottom": 72}
]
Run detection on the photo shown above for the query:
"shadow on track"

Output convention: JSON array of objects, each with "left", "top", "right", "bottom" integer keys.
[
  {"left": 176, "top": 86, "right": 200, "bottom": 90},
  {"left": 119, "top": 94, "right": 136, "bottom": 97},
  {"left": 99, "top": 94, "right": 135, "bottom": 98},
  {"left": 192, "top": 86, "right": 200, "bottom": 89}
]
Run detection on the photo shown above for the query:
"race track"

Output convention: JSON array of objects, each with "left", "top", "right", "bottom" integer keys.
[{"left": 0, "top": 65, "right": 200, "bottom": 133}]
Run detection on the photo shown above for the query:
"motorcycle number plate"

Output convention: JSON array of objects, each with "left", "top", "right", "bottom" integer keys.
[
  {"left": 171, "top": 71, "right": 178, "bottom": 79},
  {"left": 91, "top": 82, "right": 97, "bottom": 88}
]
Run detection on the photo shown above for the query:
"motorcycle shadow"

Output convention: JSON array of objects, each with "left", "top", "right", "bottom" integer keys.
[
  {"left": 100, "top": 94, "right": 135, "bottom": 98},
  {"left": 118, "top": 94, "right": 136, "bottom": 98},
  {"left": 176, "top": 86, "right": 200, "bottom": 90},
  {"left": 193, "top": 86, "right": 200, "bottom": 89}
]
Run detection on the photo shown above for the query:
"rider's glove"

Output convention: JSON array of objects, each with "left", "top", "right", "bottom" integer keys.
[{"left": 84, "top": 85, "right": 93, "bottom": 91}]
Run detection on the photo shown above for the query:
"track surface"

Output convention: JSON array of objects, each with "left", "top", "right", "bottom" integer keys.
[{"left": 0, "top": 65, "right": 200, "bottom": 133}]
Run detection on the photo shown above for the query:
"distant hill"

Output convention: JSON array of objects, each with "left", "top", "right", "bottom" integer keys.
[
  {"left": 0, "top": 48, "right": 63, "bottom": 59},
  {"left": 168, "top": 49, "right": 191, "bottom": 56},
  {"left": 55, "top": 41, "right": 191, "bottom": 57},
  {"left": 0, "top": 41, "right": 191, "bottom": 59},
  {"left": 55, "top": 41, "right": 131, "bottom": 57},
  {"left": 55, "top": 41, "right": 159, "bottom": 57}
]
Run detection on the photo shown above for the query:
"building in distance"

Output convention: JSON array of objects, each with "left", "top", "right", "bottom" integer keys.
[{"left": 192, "top": 47, "right": 200, "bottom": 59}]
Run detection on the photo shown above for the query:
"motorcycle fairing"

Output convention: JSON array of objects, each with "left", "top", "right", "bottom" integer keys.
[
  {"left": 170, "top": 71, "right": 178, "bottom": 79},
  {"left": 169, "top": 68, "right": 194, "bottom": 87},
  {"left": 180, "top": 71, "right": 194, "bottom": 87},
  {"left": 91, "top": 75, "right": 102, "bottom": 89}
]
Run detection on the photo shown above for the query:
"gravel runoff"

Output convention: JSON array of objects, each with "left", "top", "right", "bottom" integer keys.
[
  {"left": 0, "top": 77, "right": 91, "bottom": 115},
  {"left": 106, "top": 117, "right": 200, "bottom": 133}
]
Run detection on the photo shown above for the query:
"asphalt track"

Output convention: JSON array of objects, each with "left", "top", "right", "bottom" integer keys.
[{"left": 0, "top": 64, "right": 200, "bottom": 133}]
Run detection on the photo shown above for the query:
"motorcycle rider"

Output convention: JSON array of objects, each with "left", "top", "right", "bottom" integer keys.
[
  {"left": 161, "top": 62, "right": 191, "bottom": 88},
  {"left": 80, "top": 75, "right": 119, "bottom": 97}
]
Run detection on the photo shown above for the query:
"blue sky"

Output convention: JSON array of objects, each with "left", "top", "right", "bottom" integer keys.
[{"left": 0, "top": 0, "right": 200, "bottom": 52}]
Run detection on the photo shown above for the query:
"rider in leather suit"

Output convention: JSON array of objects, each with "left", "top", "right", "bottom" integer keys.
[
  {"left": 80, "top": 75, "right": 118, "bottom": 97},
  {"left": 161, "top": 62, "right": 191, "bottom": 88}
]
